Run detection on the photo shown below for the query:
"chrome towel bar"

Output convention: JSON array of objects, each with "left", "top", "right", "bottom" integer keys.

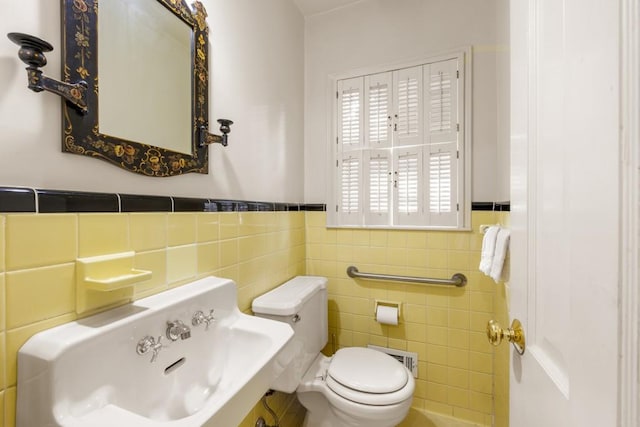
[{"left": 346, "top": 266, "right": 467, "bottom": 287}]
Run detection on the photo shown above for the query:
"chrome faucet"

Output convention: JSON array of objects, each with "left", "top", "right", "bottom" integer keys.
[
  {"left": 192, "top": 309, "right": 215, "bottom": 330},
  {"left": 136, "top": 336, "right": 163, "bottom": 363},
  {"left": 166, "top": 320, "right": 191, "bottom": 341}
]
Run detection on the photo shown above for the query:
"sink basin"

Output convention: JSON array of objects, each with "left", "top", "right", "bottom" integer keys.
[{"left": 16, "top": 276, "right": 294, "bottom": 427}]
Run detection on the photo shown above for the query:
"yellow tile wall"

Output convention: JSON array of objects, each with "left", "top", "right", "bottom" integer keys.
[
  {"left": 0, "top": 211, "right": 306, "bottom": 427},
  {"left": 305, "top": 211, "right": 508, "bottom": 427},
  {"left": 0, "top": 209, "right": 509, "bottom": 427}
]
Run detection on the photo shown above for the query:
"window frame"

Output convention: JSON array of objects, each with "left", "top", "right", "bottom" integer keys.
[{"left": 326, "top": 48, "right": 472, "bottom": 230}]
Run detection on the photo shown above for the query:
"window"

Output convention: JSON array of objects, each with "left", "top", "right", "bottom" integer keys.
[{"left": 329, "top": 51, "right": 470, "bottom": 229}]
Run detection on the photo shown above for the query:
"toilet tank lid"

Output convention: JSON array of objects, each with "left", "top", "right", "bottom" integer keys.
[{"left": 252, "top": 276, "right": 327, "bottom": 316}]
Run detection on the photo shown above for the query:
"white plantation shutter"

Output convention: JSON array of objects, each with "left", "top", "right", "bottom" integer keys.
[
  {"left": 394, "top": 147, "right": 425, "bottom": 226},
  {"left": 424, "top": 56, "right": 461, "bottom": 227},
  {"left": 393, "top": 66, "right": 423, "bottom": 146},
  {"left": 336, "top": 78, "right": 364, "bottom": 226},
  {"left": 425, "top": 58, "right": 459, "bottom": 145},
  {"left": 426, "top": 143, "right": 458, "bottom": 226},
  {"left": 365, "top": 73, "right": 392, "bottom": 148},
  {"left": 338, "top": 152, "right": 362, "bottom": 225},
  {"left": 429, "top": 151, "right": 452, "bottom": 212},
  {"left": 330, "top": 52, "right": 467, "bottom": 229},
  {"left": 364, "top": 150, "right": 391, "bottom": 225},
  {"left": 338, "top": 78, "right": 364, "bottom": 148}
]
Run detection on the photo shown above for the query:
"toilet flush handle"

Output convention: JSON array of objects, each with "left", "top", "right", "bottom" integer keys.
[{"left": 292, "top": 314, "right": 301, "bottom": 323}]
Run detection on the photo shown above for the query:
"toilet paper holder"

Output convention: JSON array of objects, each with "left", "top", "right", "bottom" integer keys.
[{"left": 374, "top": 300, "right": 401, "bottom": 322}]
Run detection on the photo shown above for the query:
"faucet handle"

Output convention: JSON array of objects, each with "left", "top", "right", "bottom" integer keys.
[
  {"left": 166, "top": 320, "right": 191, "bottom": 341},
  {"left": 150, "top": 336, "right": 163, "bottom": 362},
  {"left": 192, "top": 309, "right": 215, "bottom": 330},
  {"left": 204, "top": 309, "right": 215, "bottom": 326},
  {"left": 136, "top": 335, "right": 163, "bottom": 363}
]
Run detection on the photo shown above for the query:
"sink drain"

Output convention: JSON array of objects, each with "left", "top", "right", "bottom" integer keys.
[{"left": 164, "top": 357, "right": 186, "bottom": 375}]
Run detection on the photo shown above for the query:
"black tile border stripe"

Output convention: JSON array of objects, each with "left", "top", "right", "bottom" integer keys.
[
  {"left": 0, "top": 187, "right": 509, "bottom": 213},
  {"left": 172, "top": 197, "right": 211, "bottom": 212},
  {"left": 301, "top": 204, "right": 326, "bottom": 211},
  {"left": 471, "top": 202, "right": 494, "bottom": 211},
  {"left": 495, "top": 202, "right": 511, "bottom": 212},
  {"left": 0, "top": 187, "right": 36, "bottom": 212},
  {"left": 37, "top": 189, "right": 119, "bottom": 213},
  {"left": 471, "top": 202, "right": 511, "bottom": 212},
  {"left": 120, "top": 194, "right": 173, "bottom": 212}
]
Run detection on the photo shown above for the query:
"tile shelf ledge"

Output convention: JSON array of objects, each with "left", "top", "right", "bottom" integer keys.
[
  {"left": 83, "top": 269, "right": 153, "bottom": 292},
  {"left": 76, "top": 251, "right": 152, "bottom": 313}
]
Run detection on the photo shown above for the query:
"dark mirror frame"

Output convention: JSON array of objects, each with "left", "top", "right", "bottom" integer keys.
[{"left": 61, "top": 0, "right": 211, "bottom": 176}]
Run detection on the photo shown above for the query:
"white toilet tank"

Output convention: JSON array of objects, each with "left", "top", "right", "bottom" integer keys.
[{"left": 252, "top": 276, "right": 328, "bottom": 393}]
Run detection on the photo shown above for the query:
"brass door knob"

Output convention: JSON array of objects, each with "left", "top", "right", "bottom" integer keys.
[{"left": 486, "top": 319, "right": 525, "bottom": 355}]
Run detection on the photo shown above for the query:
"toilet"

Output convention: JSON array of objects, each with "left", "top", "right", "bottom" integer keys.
[{"left": 252, "top": 276, "right": 414, "bottom": 427}]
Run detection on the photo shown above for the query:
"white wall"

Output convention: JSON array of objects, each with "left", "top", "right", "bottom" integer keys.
[
  {"left": 303, "top": 0, "right": 509, "bottom": 203},
  {"left": 0, "top": 0, "right": 305, "bottom": 202},
  {"left": 495, "top": 0, "right": 510, "bottom": 202}
]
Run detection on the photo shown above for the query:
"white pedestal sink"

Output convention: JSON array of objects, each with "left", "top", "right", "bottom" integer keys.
[{"left": 16, "top": 276, "right": 294, "bottom": 426}]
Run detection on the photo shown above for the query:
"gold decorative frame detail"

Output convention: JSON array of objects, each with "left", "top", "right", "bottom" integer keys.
[{"left": 61, "top": 0, "right": 212, "bottom": 176}]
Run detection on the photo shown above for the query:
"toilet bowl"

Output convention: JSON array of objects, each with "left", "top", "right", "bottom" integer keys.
[
  {"left": 252, "top": 276, "right": 414, "bottom": 427},
  {"left": 297, "top": 348, "right": 415, "bottom": 427}
]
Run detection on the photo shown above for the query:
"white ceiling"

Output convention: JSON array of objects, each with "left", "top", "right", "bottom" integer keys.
[{"left": 293, "top": 0, "right": 365, "bottom": 17}]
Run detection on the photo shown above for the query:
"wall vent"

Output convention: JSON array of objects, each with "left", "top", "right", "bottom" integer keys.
[{"left": 367, "top": 345, "right": 418, "bottom": 378}]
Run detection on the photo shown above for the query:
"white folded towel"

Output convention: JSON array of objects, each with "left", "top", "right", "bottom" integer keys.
[
  {"left": 479, "top": 225, "right": 500, "bottom": 275},
  {"left": 490, "top": 228, "right": 511, "bottom": 283}
]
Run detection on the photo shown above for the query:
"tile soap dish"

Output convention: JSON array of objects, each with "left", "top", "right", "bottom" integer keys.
[
  {"left": 76, "top": 251, "right": 152, "bottom": 314},
  {"left": 77, "top": 251, "right": 152, "bottom": 291},
  {"left": 83, "top": 268, "right": 152, "bottom": 291}
]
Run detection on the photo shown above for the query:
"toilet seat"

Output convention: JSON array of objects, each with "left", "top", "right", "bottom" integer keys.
[
  {"left": 297, "top": 351, "right": 415, "bottom": 426},
  {"left": 325, "top": 348, "right": 413, "bottom": 406}
]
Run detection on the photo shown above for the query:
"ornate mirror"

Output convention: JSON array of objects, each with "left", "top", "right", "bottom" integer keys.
[{"left": 58, "top": 0, "right": 230, "bottom": 176}]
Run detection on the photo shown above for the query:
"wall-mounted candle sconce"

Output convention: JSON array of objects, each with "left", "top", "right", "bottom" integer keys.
[
  {"left": 199, "top": 119, "right": 234, "bottom": 147},
  {"left": 7, "top": 32, "right": 88, "bottom": 114}
]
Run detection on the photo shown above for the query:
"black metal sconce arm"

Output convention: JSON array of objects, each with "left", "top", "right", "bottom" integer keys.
[
  {"left": 8, "top": 32, "right": 88, "bottom": 115},
  {"left": 199, "top": 119, "right": 233, "bottom": 147}
]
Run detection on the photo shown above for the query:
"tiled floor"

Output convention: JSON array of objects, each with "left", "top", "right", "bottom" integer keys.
[
  {"left": 279, "top": 401, "right": 306, "bottom": 427},
  {"left": 398, "top": 408, "right": 488, "bottom": 427},
  {"left": 280, "top": 405, "right": 487, "bottom": 427}
]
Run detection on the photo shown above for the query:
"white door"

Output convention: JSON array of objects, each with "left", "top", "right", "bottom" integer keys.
[{"left": 508, "top": 0, "right": 620, "bottom": 426}]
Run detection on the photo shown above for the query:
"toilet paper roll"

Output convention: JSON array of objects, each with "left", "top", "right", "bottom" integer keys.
[{"left": 376, "top": 305, "right": 398, "bottom": 326}]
